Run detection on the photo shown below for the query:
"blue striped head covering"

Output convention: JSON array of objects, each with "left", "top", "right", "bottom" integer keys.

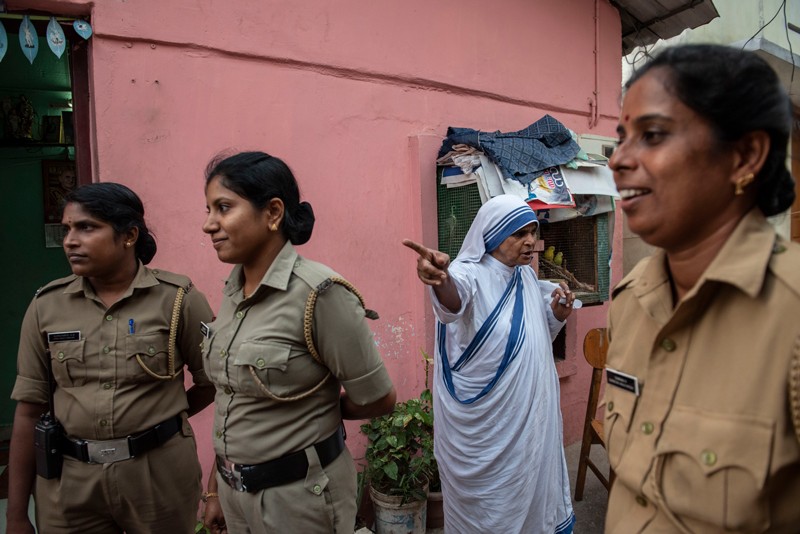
[{"left": 455, "top": 195, "right": 538, "bottom": 263}]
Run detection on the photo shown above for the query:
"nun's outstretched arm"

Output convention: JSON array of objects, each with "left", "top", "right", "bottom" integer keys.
[{"left": 402, "top": 239, "right": 461, "bottom": 313}]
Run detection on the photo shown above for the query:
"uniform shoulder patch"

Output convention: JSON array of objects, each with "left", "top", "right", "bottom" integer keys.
[
  {"left": 34, "top": 274, "right": 78, "bottom": 298},
  {"left": 769, "top": 239, "right": 800, "bottom": 298},
  {"left": 293, "top": 256, "right": 340, "bottom": 290},
  {"left": 150, "top": 268, "right": 193, "bottom": 291}
]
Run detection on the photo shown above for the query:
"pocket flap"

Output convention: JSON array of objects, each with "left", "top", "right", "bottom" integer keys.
[
  {"left": 125, "top": 332, "right": 169, "bottom": 359},
  {"left": 657, "top": 406, "right": 772, "bottom": 486},
  {"left": 50, "top": 339, "right": 85, "bottom": 363},
  {"left": 604, "top": 388, "right": 637, "bottom": 433},
  {"left": 233, "top": 341, "right": 291, "bottom": 371}
]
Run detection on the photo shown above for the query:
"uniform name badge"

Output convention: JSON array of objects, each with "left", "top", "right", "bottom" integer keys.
[
  {"left": 200, "top": 322, "right": 211, "bottom": 339},
  {"left": 606, "top": 367, "right": 640, "bottom": 396},
  {"left": 47, "top": 331, "right": 81, "bottom": 342}
]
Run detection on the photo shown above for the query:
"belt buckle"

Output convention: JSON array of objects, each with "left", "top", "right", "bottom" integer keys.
[
  {"left": 85, "top": 437, "right": 132, "bottom": 464},
  {"left": 218, "top": 458, "right": 247, "bottom": 492}
]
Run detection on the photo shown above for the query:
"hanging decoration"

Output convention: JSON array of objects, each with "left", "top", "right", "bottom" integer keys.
[
  {"left": 18, "top": 15, "right": 39, "bottom": 64},
  {"left": 47, "top": 17, "right": 66, "bottom": 58},
  {"left": 73, "top": 19, "right": 92, "bottom": 40},
  {"left": 0, "top": 20, "right": 7, "bottom": 63}
]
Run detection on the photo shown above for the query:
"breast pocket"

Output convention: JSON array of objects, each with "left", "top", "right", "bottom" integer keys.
[
  {"left": 49, "top": 339, "right": 87, "bottom": 387},
  {"left": 125, "top": 331, "right": 172, "bottom": 382},
  {"left": 654, "top": 406, "right": 773, "bottom": 532},
  {"left": 604, "top": 388, "right": 638, "bottom": 470},
  {"left": 232, "top": 340, "right": 328, "bottom": 399}
]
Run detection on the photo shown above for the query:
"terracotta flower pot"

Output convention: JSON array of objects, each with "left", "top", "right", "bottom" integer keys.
[{"left": 426, "top": 490, "right": 444, "bottom": 529}]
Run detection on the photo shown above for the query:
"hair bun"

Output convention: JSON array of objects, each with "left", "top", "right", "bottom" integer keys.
[{"left": 284, "top": 201, "right": 315, "bottom": 245}]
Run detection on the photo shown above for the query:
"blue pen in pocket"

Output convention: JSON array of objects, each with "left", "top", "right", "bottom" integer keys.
[{"left": 128, "top": 319, "right": 135, "bottom": 334}]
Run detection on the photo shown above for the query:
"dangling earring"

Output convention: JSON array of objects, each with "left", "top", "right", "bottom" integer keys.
[
  {"left": 270, "top": 223, "right": 278, "bottom": 231},
  {"left": 735, "top": 173, "right": 754, "bottom": 196}
]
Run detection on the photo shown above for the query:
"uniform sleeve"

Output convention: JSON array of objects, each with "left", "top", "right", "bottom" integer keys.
[
  {"left": 536, "top": 278, "right": 565, "bottom": 340},
  {"left": 178, "top": 285, "right": 214, "bottom": 387},
  {"left": 11, "top": 298, "right": 50, "bottom": 404},
  {"left": 311, "top": 284, "right": 393, "bottom": 406}
]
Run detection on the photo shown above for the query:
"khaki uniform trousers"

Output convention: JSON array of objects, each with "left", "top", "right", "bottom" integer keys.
[
  {"left": 217, "top": 446, "right": 357, "bottom": 534},
  {"left": 35, "top": 432, "right": 202, "bottom": 533}
]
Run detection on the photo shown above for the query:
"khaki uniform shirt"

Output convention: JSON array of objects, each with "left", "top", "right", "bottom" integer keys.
[
  {"left": 204, "top": 242, "right": 393, "bottom": 465},
  {"left": 604, "top": 210, "right": 800, "bottom": 533},
  {"left": 12, "top": 263, "right": 213, "bottom": 439}
]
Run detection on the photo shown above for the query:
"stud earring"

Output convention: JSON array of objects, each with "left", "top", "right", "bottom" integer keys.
[
  {"left": 735, "top": 173, "right": 754, "bottom": 196},
  {"left": 125, "top": 241, "right": 132, "bottom": 248},
  {"left": 270, "top": 224, "right": 278, "bottom": 231}
]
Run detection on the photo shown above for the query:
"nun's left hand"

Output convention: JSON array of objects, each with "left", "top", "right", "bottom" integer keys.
[{"left": 550, "top": 282, "right": 575, "bottom": 322}]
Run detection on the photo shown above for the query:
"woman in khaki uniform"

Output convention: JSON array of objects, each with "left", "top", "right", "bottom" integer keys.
[
  {"left": 200, "top": 151, "right": 396, "bottom": 534},
  {"left": 7, "top": 183, "right": 215, "bottom": 534},
  {"left": 605, "top": 44, "right": 800, "bottom": 533}
]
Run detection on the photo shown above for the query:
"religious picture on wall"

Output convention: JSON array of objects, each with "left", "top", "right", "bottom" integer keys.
[{"left": 42, "top": 160, "right": 77, "bottom": 247}]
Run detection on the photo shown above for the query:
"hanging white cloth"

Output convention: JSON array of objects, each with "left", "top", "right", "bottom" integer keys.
[{"left": 430, "top": 195, "right": 575, "bottom": 533}]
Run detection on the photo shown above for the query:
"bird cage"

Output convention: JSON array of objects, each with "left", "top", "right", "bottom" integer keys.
[{"left": 436, "top": 168, "right": 611, "bottom": 306}]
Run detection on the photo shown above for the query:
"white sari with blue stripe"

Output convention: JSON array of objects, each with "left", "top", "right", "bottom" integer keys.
[{"left": 430, "top": 195, "right": 575, "bottom": 534}]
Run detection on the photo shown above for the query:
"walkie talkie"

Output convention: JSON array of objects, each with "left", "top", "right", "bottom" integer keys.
[{"left": 34, "top": 334, "right": 64, "bottom": 479}]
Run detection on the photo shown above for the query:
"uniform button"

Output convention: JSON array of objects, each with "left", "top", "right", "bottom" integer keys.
[
  {"left": 57, "top": 351, "right": 65, "bottom": 361},
  {"left": 106, "top": 315, "right": 114, "bottom": 321},
  {"left": 103, "top": 346, "right": 110, "bottom": 354},
  {"left": 635, "top": 495, "right": 648, "bottom": 507},
  {"left": 215, "top": 430, "right": 223, "bottom": 438},
  {"left": 152, "top": 269, "right": 160, "bottom": 274},
  {"left": 660, "top": 338, "right": 676, "bottom": 352},
  {"left": 236, "top": 311, "right": 244, "bottom": 319},
  {"left": 700, "top": 449, "right": 717, "bottom": 466},
  {"left": 148, "top": 346, "right": 156, "bottom": 354},
  {"left": 641, "top": 422, "right": 654, "bottom": 435},
  {"left": 607, "top": 402, "right": 614, "bottom": 412},
  {"left": 220, "top": 349, "right": 227, "bottom": 358},
  {"left": 99, "top": 419, "right": 108, "bottom": 427},
  {"left": 256, "top": 358, "right": 266, "bottom": 369},
  {"left": 103, "top": 382, "right": 113, "bottom": 390},
  {"left": 312, "top": 484, "right": 322, "bottom": 495},
  {"left": 223, "top": 386, "right": 232, "bottom": 395}
]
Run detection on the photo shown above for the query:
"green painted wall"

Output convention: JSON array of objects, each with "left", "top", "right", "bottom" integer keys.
[{"left": 1, "top": 33, "right": 73, "bottom": 429}]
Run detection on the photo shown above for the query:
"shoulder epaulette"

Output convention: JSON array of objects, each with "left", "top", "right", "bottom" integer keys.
[
  {"left": 769, "top": 238, "right": 800, "bottom": 298},
  {"left": 34, "top": 274, "right": 78, "bottom": 298},
  {"left": 293, "top": 256, "right": 340, "bottom": 291},
  {"left": 150, "top": 268, "right": 194, "bottom": 292}
]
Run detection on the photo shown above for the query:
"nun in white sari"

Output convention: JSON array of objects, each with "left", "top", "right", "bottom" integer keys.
[{"left": 404, "top": 195, "right": 575, "bottom": 534}]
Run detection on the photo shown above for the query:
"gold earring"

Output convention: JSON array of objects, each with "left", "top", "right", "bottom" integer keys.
[
  {"left": 735, "top": 173, "right": 754, "bottom": 196},
  {"left": 270, "top": 223, "right": 278, "bottom": 231}
]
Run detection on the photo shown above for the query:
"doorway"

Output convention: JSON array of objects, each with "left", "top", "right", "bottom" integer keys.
[{"left": 0, "top": 12, "right": 90, "bottom": 432}]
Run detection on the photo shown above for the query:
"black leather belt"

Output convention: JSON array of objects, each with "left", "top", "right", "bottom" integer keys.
[
  {"left": 216, "top": 426, "right": 345, "bottom": 492},
  {"left": 62, "top": 414, "right": 182, "bottom": 464}
]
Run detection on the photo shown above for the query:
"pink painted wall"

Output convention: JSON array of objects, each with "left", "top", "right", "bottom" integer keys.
[{"left": 12, "top": 0, "right": 623, "bottom": 479}]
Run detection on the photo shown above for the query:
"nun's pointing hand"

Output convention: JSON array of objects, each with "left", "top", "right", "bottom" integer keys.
[{"left": 402, "top": 239, "right": 451, "bottom": 287}]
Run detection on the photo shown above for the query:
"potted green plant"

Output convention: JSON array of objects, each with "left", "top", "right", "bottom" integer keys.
[{"left": 361, "top": 389, "right": 435, "bottom": 534}]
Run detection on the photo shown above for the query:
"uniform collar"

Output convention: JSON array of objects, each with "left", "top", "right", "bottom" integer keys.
[
  {"left": 63, "top": 260, "right": 155, "bottom": 298},
  {"left": 223, "top": 241, "right": 298, "bottom": 299},
  {"left": 626, "top": 209, "right": 775, "bottom": 302},
  {"left": 697, "top": 209, "right": 775, "bottom": 299}
]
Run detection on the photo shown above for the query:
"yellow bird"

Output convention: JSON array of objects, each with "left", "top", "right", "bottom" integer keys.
[
  {"left": 543, "top": 246, "right": 555, "bottom": 262},
  {"left": 553, "top": 252, "right": 563, "bottom": 266}
]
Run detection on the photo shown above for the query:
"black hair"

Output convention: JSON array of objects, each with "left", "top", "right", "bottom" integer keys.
[
  {"left": 204, "top": 151, "right": 315, "bottom": 245},
  {"left": 64, "top": 182, "right": 158, "bottom": 264},
  {"left": 626, "top": 44, "right": 795, "bottom": 216}
]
